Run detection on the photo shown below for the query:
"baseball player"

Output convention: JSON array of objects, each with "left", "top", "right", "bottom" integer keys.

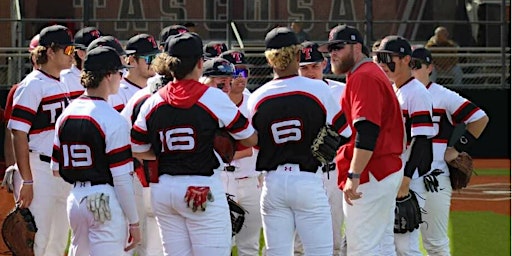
[
  {"left": 411, "top": 47, "right": 489, "bottom": 256},
  {"left": 204, "top": 41, "right": 228, "bottom": 58},
  {"left": 51, "top": 46, "right": 141, "bottom": 255},
  {"left": 219, "top": 49, "right": 263, "bottom": 256},
  {"left": 200, "top": 57, "right": 235, "bottom": 94},
  {"left": 247, "top": 27, "right": 351, "bottom": 256},
  {"left": 295, "top": 41, "right": 347, "bottom": 256},
  {"left": 119, "top": 53, "right": 172, "bottom": 256},
  {"left": 61, "top": 26, "right": 102, "bottom": 100},
  {"left": 319, "top": 25, "right": 404, "bottom": 255},
  {"left": 130, "top": 32, "right": 257, "bottom": 256},
  {"left": 108, "top": 34, "right": 159, "bottom": 111},
  {"left": 374, "top": 36, "right": 436, "bottom": 256},
  {"left": 2, "top": 33, "right": 41, "bottom": 202},
  {"left": 7, "top": 24, "right": 75, "bottom": 256}
]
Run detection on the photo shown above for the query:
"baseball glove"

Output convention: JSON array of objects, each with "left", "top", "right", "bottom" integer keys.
[
  {"left": 311, "top": 125, "right": 342, "bottom": 164},
  {"left": 394, "top": 191, "right": 423, "bottom": 234},
  {"left": 227, "top": 194, "right": 247, "bottom": 236},
  {"left": 2, "top": 206, "right": 37, "bottom": 256},
  {"left": 214, "top": 129, "right": 236, "bottom": 163},
  {"left": 448, "top": 152, "right": 474, "bottom": 190}
]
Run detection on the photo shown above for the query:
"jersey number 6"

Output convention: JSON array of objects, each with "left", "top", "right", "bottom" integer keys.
[{"left": 270, "top": 119, "right": 303, "bottom": 144}]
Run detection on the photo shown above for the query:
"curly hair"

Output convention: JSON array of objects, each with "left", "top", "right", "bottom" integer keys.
[
  {"left": 32, "top": 44, "right": 61, "bottom": 65},
  {"left": 80, "top": 70, "right": 114, "bottom": 89},
  {"left": 264, "top": 44, "right": 301, "bottom": 70}
]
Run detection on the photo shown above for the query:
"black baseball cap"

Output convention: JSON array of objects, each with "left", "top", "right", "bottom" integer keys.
[
  {"left": 374, "top": 36, "right": 412, "bottom": 56},
  {"left": 265, "top": 27, "right": 299, "bottom": 49},
  {"left": 299, "top": 41, "right": 324, "bottom": 65},
  {"left": 318, "top": 25, "right": 364, "bottom": 52},
  {"left": 83, "top": 46, "right": 131, "bottom": 72},
  {"left": 39, "top": 25, "right": 74, "bottom": 47},
  {"left": 204, "top": 41, "right": 228, "bottom": 58},
  {"left": 203, "top": 57, "right": 235, "bottom": 77},
  {"left": 159, "top": 25, "right": 189, "bottom": 46},
  {"left": 74, "top": 27, "right": 102, "bottom": 50},
  {"left": 166, "top": 32, "right": 204, "bottom": 58},
  {"left": 411, "top": 47, "right": 433, "bottom": 64},
  {"left": 87, "top": 36, "right": 135, "bottom": 56},
  {"left": 219, "top": 50, "right": 248, "bottom": 66},
  {"left": 126, "top": 34, "right": 160, "bottom": 56}
]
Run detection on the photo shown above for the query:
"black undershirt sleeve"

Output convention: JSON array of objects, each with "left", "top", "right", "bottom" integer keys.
[
  {"left": 404, "top": 135, "right": 433, "bottom": 178},
  {"left": 354, "top": 120, "right": 380, "bottom": 151}
]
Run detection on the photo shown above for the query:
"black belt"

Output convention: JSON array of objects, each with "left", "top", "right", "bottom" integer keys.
[
  {"left": 39, "top": 155, "right": 51, "bottom": 163},
  {"left": 322, "top": 163, "right": 336, "bottom": 173},
  {"left": 73, "top": 181, "right": 111, "bottom": 187},
  {"left": 224, "top": 165, "right": 236, "bottom": 172}
]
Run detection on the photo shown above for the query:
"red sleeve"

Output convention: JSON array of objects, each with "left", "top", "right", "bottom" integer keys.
[
  {"left": 348, "top": 75, "right": 385, "bottom": 127},
  {"left": 4, "top": 84, "right": 19, "bottom": 121}
]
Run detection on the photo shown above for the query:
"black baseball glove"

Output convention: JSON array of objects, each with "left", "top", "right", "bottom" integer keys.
[
  {"left": 2, "top": 206, "right": 38, "bottom": 256},
  {"left": 226, "top": 194, "right": 248, "bottom": 236},
  {"left": 311, "top": 125, "right": 342, "bottom": 164},
  {"left": 394, "top": 191, "right": 423, "bottom": 234}
]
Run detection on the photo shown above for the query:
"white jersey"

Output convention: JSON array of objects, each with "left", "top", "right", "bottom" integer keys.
[
  {"left": 394, "top": 77, "right": 436, "bottom": 178},
  {"left": 120, "top": 86, "right": 152, "bottom": 125},
  {"left": 427, "top": 82, "right": 487, "bottom": 175},
  {"left": 230, "top": 92, "right": 259, "bottom": 179},
  {"left": 7, "top": 69, "right": 71, "bottom": 157},
  {"left": 60, "top": 65, "right": 85, "bottom": 100},
  {"left": 326, "top": 79, "right": 346, "bottom": 103},
  {"left": 108, "top": 78, "right": 144, "bottom": 111}
]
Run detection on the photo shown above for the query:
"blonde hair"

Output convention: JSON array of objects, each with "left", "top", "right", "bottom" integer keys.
[
  {"left": 264, "top": 44, "right": 301, "bottom": 70},
  {"left": 152, "top": 52, "right": 172, "bottom": 77}
]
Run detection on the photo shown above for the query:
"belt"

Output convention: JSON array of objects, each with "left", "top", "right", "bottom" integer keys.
[
  {"left": 73, "top": 181, "right": 110, "bottom": 187},
  {"left": 322, "top": 163, "right": 336, "bottom": 173},
  {"left": 39, "top": 155, "right": 51, "bottom": 163},
  {"left": 224, "top": 165, "right": 236, "bottom": 172}
]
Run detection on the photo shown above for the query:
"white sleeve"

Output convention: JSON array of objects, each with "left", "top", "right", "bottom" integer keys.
[
  {"left": 106, "top": 119, "right": 133, "bottom": 177},
  {"left": 7, "top": 80, "right": 43, "bottom": 133},
  {"left": 443, "top": 88, "right": 487, "bottom": 125},
  {"left": 408, "top": 88, "right": 436, "bottom": 138},
  {"left": 323, "top": 87, "right": 352, "bottom": 138},
  {"left": 130, "top": 97, "right": 153, "bottom": 153},
  {"left": 113, "top": 173, "right": 139, "bottom": 224}
]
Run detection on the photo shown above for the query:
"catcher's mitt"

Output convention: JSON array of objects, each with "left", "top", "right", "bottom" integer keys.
[
  {"left": 2, "top": 206, "right": 37, "bottom": 256},
  {"left": 448, "top": 152, "right": 474, "bottom": 190},
  {"left": 227, "top": 194, "right": 248, "bottom": 236},
  {"left": 394, "top": 191, "right": 422, "bottom": 234},
  {"left": 311, "top": 125, "right": 342, "bottom": 164},
  {"left": 214, "top": 129, "right": 236, "bottom": 163}
]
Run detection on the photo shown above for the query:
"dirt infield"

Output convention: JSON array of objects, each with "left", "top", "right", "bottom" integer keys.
[{"left": 0, "top": 159, "right": 509, "bottom": 254}]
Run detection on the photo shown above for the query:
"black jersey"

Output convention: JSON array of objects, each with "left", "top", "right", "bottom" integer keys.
[{"left": 247, "top": 75, "right": 351, "bottom": 172}]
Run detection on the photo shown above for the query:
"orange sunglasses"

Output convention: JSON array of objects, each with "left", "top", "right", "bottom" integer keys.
[{"left": 61, "top": 45, "right": 75, "bottom": 56}]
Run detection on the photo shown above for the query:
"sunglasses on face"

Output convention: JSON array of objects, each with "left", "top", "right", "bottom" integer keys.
[
  {"left": 139, "top": 54, "right": 156, "bottom": 65},
  {"left": 327, "top": 43, "right": 346, "bottom": 53},
  {"left": 375, "top": 52, "right": 401, "bottom": 64},
  {"left": 60, "top": 45, "right": 75, "bottom": 56},
  {"left": 233, "top": 68, "right": 249, "bottom": 78}
]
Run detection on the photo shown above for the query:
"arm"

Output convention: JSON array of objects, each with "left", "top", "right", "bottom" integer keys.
[
  {"left": 233, "top": 147, "right": 252, "bottom": 160},
  {"left": 239, "top": 132, "right": 258, "bottom": 147},
  {"left": 12, "top": 129, "right": 33, "bottom": 208},
  {"left": 445, "top": 115, "right": 489, "bottom": 161},
  {"left": 133, "top": 150, "right": 156, "bottom": 160},
  {"left": 4, "top": 127, "right": 15, "bottom": 166}
]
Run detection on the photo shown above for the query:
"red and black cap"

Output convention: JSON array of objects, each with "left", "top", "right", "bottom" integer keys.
[
  {"left": 83, "top": 46, "right": 131, "bottom": 72},
  {"left": 265, "top": 27, "right": 299, "bottom": 49},
  {"left": 203, "top": 41, "right": 228, "bottom": 58},
  {"left": 87, "top": 36, "right": 135, "bottom": 56},
  {"left": 203, "top": 57, "right": 235, "bottom": 77},
  {"left": 318, "top": 25, "right": 364, "bottom": 52},
  {"left": 411, "top": 47, "right": 433, "bottom": 64},
  {"left": 74, "top": 27, "right": 102, "bottom": 50},
  {"left": 39, "top": 25, "right": 74, "bottom": 47},
  {"left": 219, "top": 50, "right": 248, "bottom": 66},
  {"left": 374, "top": 35, "right": 412, "bottom": 56},
  {"left": 126, "top": 34, "right": 160, "bottom": 56},
  {"left": 299, "top": 41, "right": 324, "bottom": 65},
  {"left": 159, "top": 25, "right": 189, "bottom": 46},
  {"left": 166, "top": 32, "right": 204, "bottom": 58}
]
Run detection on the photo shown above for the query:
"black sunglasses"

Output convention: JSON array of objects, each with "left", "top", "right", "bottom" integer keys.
[
  {"left": 327, "top": 43, "right": 347, "bottom": 53},
  {"left": 375, "top": 52, "right": 402, "bottom": 64}
]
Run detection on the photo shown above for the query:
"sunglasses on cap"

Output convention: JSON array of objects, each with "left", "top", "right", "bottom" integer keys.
[
  {"left": 375, "top": 52, "right": 402, "bottom": 64},
  {"left": 139, "top": 54, "right": 157, "bottom": 65},
  {"left": 233, "top": 68, "right": 249, "bottom": 78},
  {"left": 59, "top": 45, "right": 75, "bottom": 56}
]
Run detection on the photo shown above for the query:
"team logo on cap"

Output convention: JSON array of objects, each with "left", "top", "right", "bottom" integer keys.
[
  {"left": 178, "top": 28, "right": 188, "bottom": 34},
  {"left": 147, "top": 36, "right": 157, "bottom": 48},
  {"left": 350, "top": 35, "right": 356, "bottom": 41},
  {"left": 213, "top": 44, "right": 224, "bottom": 55},
  {"left": 231, "top": 52, "right": 242, "bottom": 63},
  {"left": 329, "top": 29, "right": 336, "bottom": 41},
  {"left": 90, "top": 30, "right": 101, "bottom": 38},
  {"left": 302, "top": 47, "right": 313, "bottom": 60}
]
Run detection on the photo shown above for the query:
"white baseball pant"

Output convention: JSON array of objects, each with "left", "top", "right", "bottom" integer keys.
[
  {"left": 421, "top": 174, "right": 452, "bottom": 256},
  {"left": 151, "top": 174, "right": 231, "bottom": 256},
  {"left": 261, "top": 165, "right": 333, "bottom": 256},
  {"left": 343, "top": 169, "right": 402, "bottom": 256},
  {"left": 67, "top": 183, "right": 127, "bottom": 256},
  {"left": 28, "top": 153, "right": 71, "bottom": 256}
]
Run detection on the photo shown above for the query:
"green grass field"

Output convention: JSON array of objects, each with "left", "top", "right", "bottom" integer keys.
[{"left": 233, "top": 168, "right": 511, "bottom": 256}]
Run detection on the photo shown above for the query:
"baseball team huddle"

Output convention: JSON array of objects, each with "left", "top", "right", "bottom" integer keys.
[{"left": 0, "top": 21, "right": 489, "bottom": 256}]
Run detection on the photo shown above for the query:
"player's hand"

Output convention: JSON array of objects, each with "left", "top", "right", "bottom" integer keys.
[
  {"left": 343, "top": 177, "right": 362, "bottom": 206},
  {"left": 397, "top": 176, "right": 411, "bottom": 199},
  {"left": 124, "top": 223, "right": 141, "bottom": 251},
  {"left": 17, "top": 183, "right": 33, "bottom": 208},
  {"left": 444, "top": 147, "right": 459, "bottom": 162}
]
